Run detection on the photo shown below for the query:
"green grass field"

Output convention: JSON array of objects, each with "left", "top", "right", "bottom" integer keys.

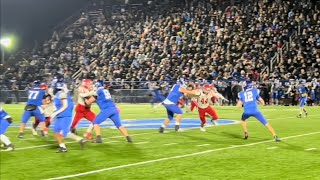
[{"left": 0, "top": 104, "right": 320, "bottom": 180}]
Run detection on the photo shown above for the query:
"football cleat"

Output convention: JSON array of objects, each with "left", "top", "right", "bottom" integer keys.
[
  {"left": 200, "top": 127, "right": 206, "bottom": 132},
  {"left": 5, "top": 144, "right": 15, "bottom": 151},
  {"left": 305, "top": 112, "right": 308, "bottom": 117},
  {"left": 71, "top": 128, "right": 78, "bottom": 135},
  {"left": 211, "top": 119, "right": 218, "bottom": 125},
  {"left": 32, "top": 128, "right": 38, "bottom": 136},
  {"left": 17, "top": 132, "right": 24, "bottom": 138},
  {"left": 244, "top": 132, "right": 249, "bottom": 139},
  {"left": 159, "top": 127, "right": 165, "bottom": 133},
  {"left": 274, "top": 135, "right": 281, "bottom": 142},
  {"left": 297, "top": 114, "right": 302, "bottom": 118},
  {"left": 174, "top": 125, "right": 180, "bottom": 132},
  {"left": 96, "top": 135, "right": 102, "bottom": 143},
  {"left": 79, "top": 139, "right": 86, "bottom": 149},
  {"left": 126, "top": 136, "right": 133, "bottom": 143},
  {"left": 176, "top": 128, "right": 184, "bottom": 132},
  {"left": 56, "top": 147, "right": 67, "bottom": 153}
]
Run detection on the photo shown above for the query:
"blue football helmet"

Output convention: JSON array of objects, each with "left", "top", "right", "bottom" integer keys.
[
  {"left": 33, "top": 81, "right": 41, "bottom": 88},
  {"left": 53, "top": 81, "right": 64, "bottom": 90},
  {"left": 95, "top": 80, "right": 104, "bottom": 88},
  {"left": 244, "top": 81, "right": 253, "bottom": 90}
]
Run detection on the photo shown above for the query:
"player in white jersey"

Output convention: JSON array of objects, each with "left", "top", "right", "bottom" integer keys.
[
  {"left": 194, "top": 84, "right": 220, "bottom": 131},
  {"left": 70, "top": 79, "right": 96, "bottom": 140}
]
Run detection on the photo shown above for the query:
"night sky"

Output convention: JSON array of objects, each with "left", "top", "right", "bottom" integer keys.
[{"left": 0, "top": 0, "right": 88, "bottom": 51}]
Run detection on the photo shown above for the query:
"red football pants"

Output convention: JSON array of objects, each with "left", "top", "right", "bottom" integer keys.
[
  {"left": 34, "top": 117, "right": 51, "bottom": 128},
  {"left": 190, "top": 100, "right": 197, "bottom": 111},
  {"left": 71, "top": 104, "right": 96, "bottom": 129},
  {"left": 198, "top": 106, "right": 219, "bottom": 124}
]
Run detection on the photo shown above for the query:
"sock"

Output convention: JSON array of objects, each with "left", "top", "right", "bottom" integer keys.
[
  {"left": 66, "top": 132, "right": 82, "bottom": 141},
  {"left": 175, "top": 122, "right": 180, "bottom": 125},
  {"left": 0, "top": 134, "right": 11, "bottom": 146},
  {"left": 161, "top": 124, "right": 166, "bottom": 128},
  {"left": 86, "top": 123, "right": 94, "bottom": 133},
  {"left": 59, "top": 143, "right": 66, "bottom": 149}
]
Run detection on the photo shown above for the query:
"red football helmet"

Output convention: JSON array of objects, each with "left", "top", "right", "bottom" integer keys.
[
  {"left": 82, "top": 79, "right": 93, "bottom": 89},
  {"left": 40, "top": 83, "right": 48, "bottom": 90},
  {"left": 203, "top": 84, "right": 211, "bottom": 90}
]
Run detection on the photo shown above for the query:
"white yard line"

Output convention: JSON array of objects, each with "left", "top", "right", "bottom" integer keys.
[
  {"left": 196, "top": 144, "right": 210, "bottom": 147},
  {"left": 163, "top": 143, "right": 178, "bottom": 146},
  {"left": 134, "top": 142, "right": 149, "bottom": 145},
  {"left": 13, "top": 132, "right": 156, "bottom": 151},
  {"left": 305, "top": 148, "right": 317, "bottom": 151},
  {"left": 44, "top": 131, "right": 320, "bottom": 180},
  {"left": 267, "top": 147, "right": 278, "bottom": 150}
]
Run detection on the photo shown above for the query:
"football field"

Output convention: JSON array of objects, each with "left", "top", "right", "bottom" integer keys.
[{"left": 1, "top": 104, "right": 320, "bottom": 180}]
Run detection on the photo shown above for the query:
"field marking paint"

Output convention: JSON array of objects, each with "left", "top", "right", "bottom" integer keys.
[
  {"left": 8, "top": 113, "right": 320, "bottom": 150},
  {"left": 44, "top": 131, "right": 320, "bottom": 180},
  {"left": 13, "top": 132, "right": 156, "bottom": 151},
  {"left": 134, "top": 142, "right": 149, "bottom": 145},
  {"left": 305, "top": 148, "right": 317, "bottom": 151},
  {"left": 196, "top": 144, "right": 210, "bottom": 147},
  {"left": 163, "top": 143, "right": 178, "bottom": 146},
  {"left": 267, "top": 147, "right": 278, "bottom": 150}
]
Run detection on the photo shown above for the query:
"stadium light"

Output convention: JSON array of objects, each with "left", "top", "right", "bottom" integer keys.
[
  {"left": 0, "top": 37, "right": 12, "bottom": 48},
  {"left": 0, "top": 37, "right": 13, "bottom": 65}
]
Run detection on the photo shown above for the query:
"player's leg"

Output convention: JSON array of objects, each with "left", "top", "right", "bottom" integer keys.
[
  {"left": 83, "top": 110, "right": 96, "bottom": 140},
  {"left": 52, "top": 117, "right": 67, "bottom": 152},
  {"left": 298, "top": 98, "right": 307, "bottom": 118},
  {"left": 110, "top": 109, "right": 132, "bottom": 142},
  {"left": 254, "top": 111, "right": 280, "bottom": 141},
  {"left": 34, "top": 108, "right": 48, "bottom": 137},
  {"left": 18, "top": 110, "right": 32, "bottom": 138},
  {"left": 159, "top": 105, "right": 174, "bottom": 133},
  {"left": 45, "top": 117, "right": 51, "bottom": 128},
  {"left": 207, "top": 106, "right": 219, "bottom": 125},
  {"left": 190, "top": 100, "right": 197, "bottom": 112},
  {"left": 171, "top": 105, "right": 184, "bottom": 132},
  {"left": 63, "top": 116, "right": 86, "bottom": 149},
  {"left": 70, "top": 110, "right": 85, "bottom": 134},
  {"left": 93, "top": 110, "right": 109, "bottom": 143},
  {"left": 32, "top": 117, "right": 40, "bottom": 136},
  {"left": 198, "top": 108, "right": 206, "bottom": 131},
  {"left": 241, "top": 113, "right": 251, "bottom": 139},
  {"left": 0, "top": 117, "right": 14, "bottom": 151}
]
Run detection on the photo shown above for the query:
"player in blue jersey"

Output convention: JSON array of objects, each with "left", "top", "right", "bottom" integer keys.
[
  {"left": 51, "top": 82, "right": 86, "bottom": 153},
  {"left": 237, "top": 81, "right": 281, "bottom": 141},
  {"left": 85, "top": 80, "right": 132, "bottom": 143},
  {"left": 297, "top": 81, "right": 308, "bottom": 118},
  {"left": 159, "top": 79, "right": 201, "bottom": 133},
  {"left": 0, "top": 104, "right": 15, "bottom": 151},
  {"left": 17, "top": 81, "right": 49, "bottom": 138},
  {"left": 148, "top": 82, "right": 165, "bottom": 111}
]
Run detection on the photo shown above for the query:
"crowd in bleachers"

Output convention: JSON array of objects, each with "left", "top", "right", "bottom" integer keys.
[{"left": 0, "top": 0, "right": 319, "bottom": 94}]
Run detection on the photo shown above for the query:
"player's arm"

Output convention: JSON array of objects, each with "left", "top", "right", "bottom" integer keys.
[
  {"left": 84, "top": 91, "right": 98, "bottom": 106},
  {"left": 51, "top": 93, "right": 68, "bottom": 120},
  {"left": 257, "top": 97, "right": 265, "bottom": 105},
  {"left": 179, "top": 87, "right": 200, "bottom": 96},
  {"left": 236, "top": 93, "right": 243, "bottom": 108},
  {"left": 79, "top": 90, "right": 96, "bottom": 98},
  {"left": 213, "top": 92, "right": 229, "bottom": 102}
]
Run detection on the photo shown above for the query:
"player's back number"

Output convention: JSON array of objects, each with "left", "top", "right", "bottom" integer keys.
[{"left": 244, "top": 91, "right": 254, "bottom": 102}]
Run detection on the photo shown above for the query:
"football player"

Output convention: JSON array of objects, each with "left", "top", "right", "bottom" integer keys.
[
  {"left": 237, "top": 81, "right": 281, "bottom": 141},
  {"left": 18, "top": 81, "right": 49, "bottom": 138},
  {"left": 70, "top": 79, "right": 96, "bottom": 140},
  {"left": 85, "top": 80, "right": 132, "bottom": 143},
  {"left": 297, "top": 80, "right": 309, "bottom": 118},
  {"left": 0, "top": 104, "right": 15, "bottom": 151},
  {"left": 51, "top": 81, "right": 86, "bottom": 153},
  {"left": 159, "top": 78, "right": 201, "bottom": 133}
]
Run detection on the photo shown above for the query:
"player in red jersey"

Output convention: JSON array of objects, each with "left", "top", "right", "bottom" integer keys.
[{"left": 70, "top": 79, "right": 96, "bottom": 140}]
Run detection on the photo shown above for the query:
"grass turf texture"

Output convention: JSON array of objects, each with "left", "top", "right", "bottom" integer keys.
[{"left": 0, "top": 104, "right": 319, "bottom": 180}]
